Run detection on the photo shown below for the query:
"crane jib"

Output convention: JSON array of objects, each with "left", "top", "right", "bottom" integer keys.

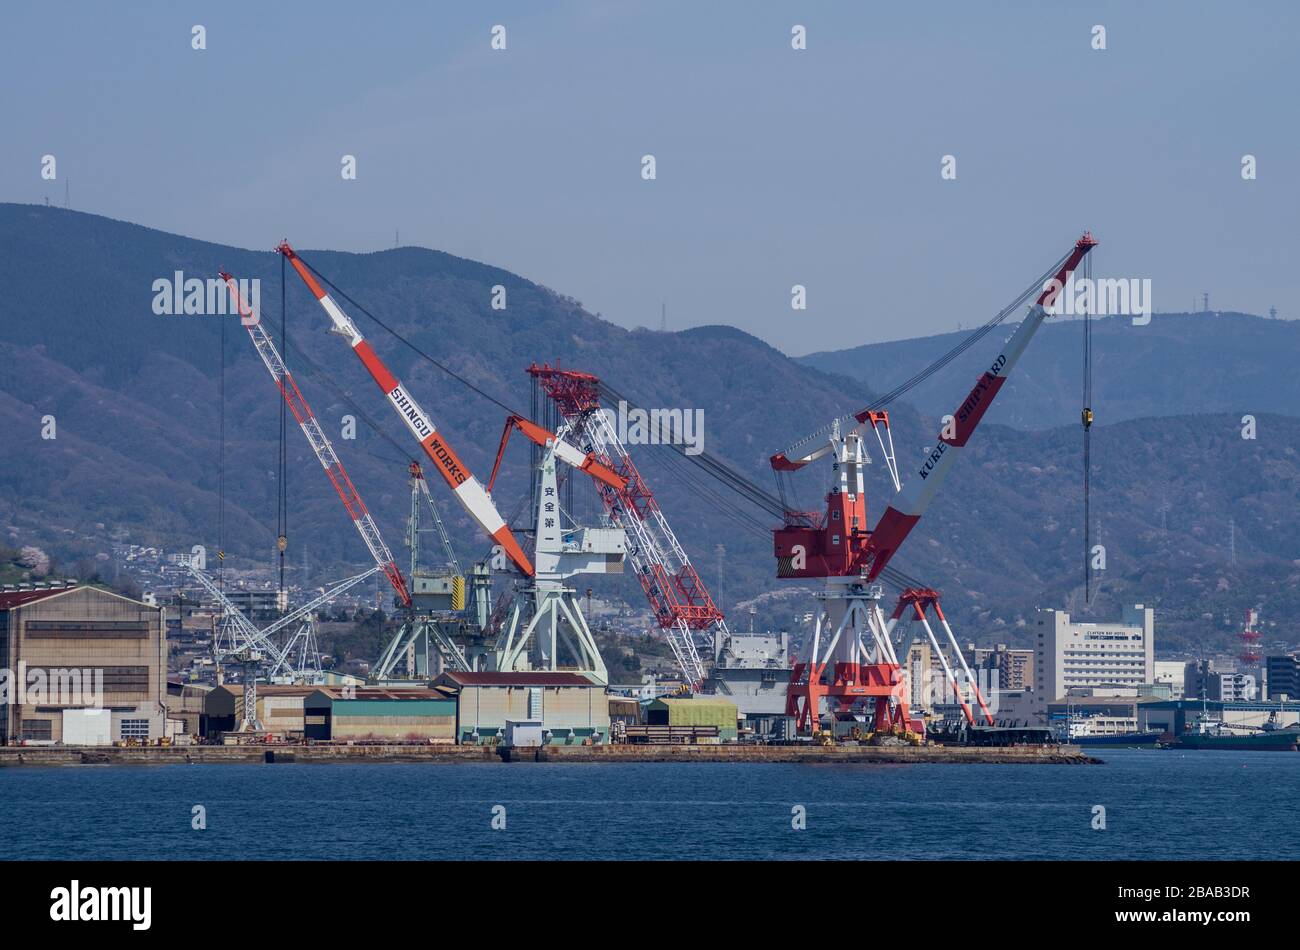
[
  {"left": 425, "top": 436, "right": 470, "bottom": 487},
  {"left": 917, "top": 442, "right": 947, "bottom": 480},
  {"left": 956, "top": 355, "right": 1008, "bottom": 425},
  {"left": 387, "top": 385, "right": 434, "bottom": 441}
]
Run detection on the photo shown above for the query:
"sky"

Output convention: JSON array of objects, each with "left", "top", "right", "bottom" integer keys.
[{"left": 2, "top": 0, "right": 1296, "bottom": 354}]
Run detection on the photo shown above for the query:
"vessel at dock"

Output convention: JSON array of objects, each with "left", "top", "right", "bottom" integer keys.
[
  {"left": 1069, "top": 731, "right": 1165, "bottom": 748},
  {"left": 1160, "top": 710, "right": 1300, "bottom": 751},
  {"left": 1163, "top": 726, "right": 1299, "bottom": 751}
]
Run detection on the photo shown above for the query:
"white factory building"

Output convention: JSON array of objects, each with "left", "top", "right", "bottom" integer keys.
[{"left": 1034, "top": 604, "right": 1155, "bottom": 716}]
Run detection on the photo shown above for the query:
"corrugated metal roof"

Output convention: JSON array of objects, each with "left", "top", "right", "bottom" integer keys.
[
  {"left": 653, "top": 696, "right": 737, "bottom": 707},
  {"left": 436, "top": 671, "right": 598, "bottom": 687},
  {"left": 308, "top": 686, "right": 456, "bottom": 701},
  {"left": 0, "top": 588, "right": 72, "bottom": 609}
]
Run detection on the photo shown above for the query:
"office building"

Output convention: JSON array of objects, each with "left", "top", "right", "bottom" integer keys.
[{"left": 1035, "top": 604, "right": 1155, "bottom": 715}]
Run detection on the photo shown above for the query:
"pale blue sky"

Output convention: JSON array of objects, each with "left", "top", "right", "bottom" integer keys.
[{"left": 3, "top": 1, "right": 1295, "bottom": 352}]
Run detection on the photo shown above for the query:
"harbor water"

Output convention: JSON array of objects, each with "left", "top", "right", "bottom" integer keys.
[{"left": 2, "top": 748, "right": 1297, "bottom": 860}]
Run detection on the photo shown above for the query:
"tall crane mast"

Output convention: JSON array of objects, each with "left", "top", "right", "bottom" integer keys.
[
  {"left": 276, "top": 243, "right": 626, "bottom": 579},
  {"left": 219, "top": 272, "right": 411, "bottom": 607},
  {"left": 408, "top": 461, "right": 461, "bottom": 578},
  {"left": 526, "top": 364, "right": 723, "bottom": 687}
]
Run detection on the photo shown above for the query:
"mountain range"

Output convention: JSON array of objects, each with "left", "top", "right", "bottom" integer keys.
[{"left": 2, "top": 202, "right": 1297, "bottom": 657}]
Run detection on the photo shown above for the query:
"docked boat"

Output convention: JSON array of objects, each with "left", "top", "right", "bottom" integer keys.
[{"left": 1069, "top": 731, "right": 1165, "bottom": 747}]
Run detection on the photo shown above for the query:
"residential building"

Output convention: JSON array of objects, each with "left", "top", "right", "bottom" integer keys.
[
  {"left": 971, "top": 642, "right": 1034, "bottom": 690},
  {"left": 1210, "top": 671, "right": 1257, "bottom": 702}
]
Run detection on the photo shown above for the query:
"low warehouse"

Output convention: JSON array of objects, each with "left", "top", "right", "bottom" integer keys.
[
  {"left": 201, "top": 684, "right": 319, "bottom": 738},
  {"left": 647, "top": 696, "right": 739, "bottom": 741},
  {"left": 304, "top": 687, "right": 456, "bottom": 742},
  {"left": 434, "top": 671, "right": 610, "bottom": 745},
  {"left": 331, "top": 695, "right": 456, "bottom": 742},
  {"left": 165, "top": 679, "right": 210, "bottom": 738},
  {"left": 608, "top": 696, "right": 642, "bottom": 726}
]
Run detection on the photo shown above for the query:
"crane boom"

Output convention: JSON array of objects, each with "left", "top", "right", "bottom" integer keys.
[
  {"left": 487, "top": 414, "right": 627, "bottom": 493},
  {"left": 865, "top": 231, "right": 1097, "bottom": 579},
  {"left": 275, "top": 242, "right": 535, "bottom": 577},
  {"left": 220, "top": 272, "right": 413, "bottom": 606}
]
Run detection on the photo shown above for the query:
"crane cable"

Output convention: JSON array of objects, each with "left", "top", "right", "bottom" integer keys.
[
  {"left": 277, "top": 251, "right": 288, "bottom": 604},
  {"left": 1082, "top": 253, "right": 1094, "bottom": 606},
  {"left": 287, "top": 244, "right": 1076, "bottom": 594},
  {"left": 599, "top": 245, "right": 1076, "bottom": 526},
  {"left": 217, "top": 302, "right": 226, "bottom": 592},
  {"left": 596, "top": 377, "right": 788, "bottom": 520},
  {"left": 863, "top": 247, "right": 1072, "bottom": 413}
]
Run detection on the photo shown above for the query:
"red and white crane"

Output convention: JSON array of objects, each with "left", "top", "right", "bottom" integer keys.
[
  {"left": 526, "top": 364, "right": 724, "bottom": 687},
  {"left": 219, "top": 271, "right": 411, "bottom": 608},
  {"left": 276, "top": 243, "right": 626, "bottom": 580},
  {"left": 775, "top": 232, "right": 1098, "bottom": 733}
]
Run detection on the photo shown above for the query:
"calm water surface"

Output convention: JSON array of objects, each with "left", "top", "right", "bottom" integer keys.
[{"left": 2, "top": 748, "right": 1295, "bottom": 859}]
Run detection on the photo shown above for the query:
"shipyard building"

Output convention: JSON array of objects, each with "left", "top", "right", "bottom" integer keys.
[
  {"left": 0, "top": 584, "right": 167, "bottom": 745},
  {"left": 434, "top": 671, "right": 610, "bottom": 745}
]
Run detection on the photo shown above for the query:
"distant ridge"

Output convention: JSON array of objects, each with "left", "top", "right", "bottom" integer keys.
[
  {"left": 800, "top": 311, "right": 1300, "bottom": 430},
  {"left": 1, "top": 202, "right": 1297, "bottom": 653}
]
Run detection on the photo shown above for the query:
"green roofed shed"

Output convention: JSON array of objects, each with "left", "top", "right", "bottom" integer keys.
[{"left": 647, "top": 696, "right": 739, "bottom": 739}]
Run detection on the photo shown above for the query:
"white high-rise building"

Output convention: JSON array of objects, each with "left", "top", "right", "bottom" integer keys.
[{"left": 1034, "top": 605, "right": 1155, "bottom": 713}]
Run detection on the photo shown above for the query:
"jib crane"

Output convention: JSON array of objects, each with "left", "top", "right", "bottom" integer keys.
[
  {"left": 490, "top": 428, "right": 627, "bottom": 683},
  {"left": 220, "top": 271, "right": 476, "bottom": 677},
  {"left": 277, "top": 244, "right": 634, "bottom": 681},
  {"left": 774, "top": 232, "right": 1097, "bottom": 734},
  {"left": 524, "top": 364, "right": 725, "bottom": 687},
  {"left": 187, "top": 561, "right": 379, "bottom": 728},
  {"left": 276, "top": 243, "right": 626, "bottom": 579},
  {"left": 219, "top": 272, "right": 410, "bottom": 604}
]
